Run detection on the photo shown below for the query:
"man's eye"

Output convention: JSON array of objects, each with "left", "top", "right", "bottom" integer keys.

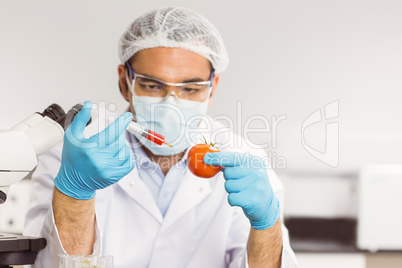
[
  {"left": 182, "top": 87, "right": 202, "bottom": 94},
  {"left": 140, "top": 83, "right": 164, "bottom": 91}
]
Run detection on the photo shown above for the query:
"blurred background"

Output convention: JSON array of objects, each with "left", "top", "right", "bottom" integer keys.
[{"left": 1, "top": 0, "right": 402, "bottom": 267}]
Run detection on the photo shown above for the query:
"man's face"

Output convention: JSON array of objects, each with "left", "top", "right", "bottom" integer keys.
[{"left": 118, "top": 47, "right": 220, "bottom": 117}]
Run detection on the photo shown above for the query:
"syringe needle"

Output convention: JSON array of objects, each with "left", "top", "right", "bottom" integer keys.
[{"left": 164, "top": 141, "right": 174, "bottom": 147}]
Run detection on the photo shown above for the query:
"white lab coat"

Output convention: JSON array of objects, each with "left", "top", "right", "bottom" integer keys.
[{"left": 24, "top": 109, "right": 298, "bottom": 268}]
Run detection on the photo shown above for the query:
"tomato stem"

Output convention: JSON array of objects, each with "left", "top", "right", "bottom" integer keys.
[{"left": 200, "top": 134, "right": 219, "bottom": 149}]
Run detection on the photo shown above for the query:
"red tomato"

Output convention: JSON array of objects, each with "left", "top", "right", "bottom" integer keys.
[{"left": 187, "top": 143, "right": 222, "bottom": 178}]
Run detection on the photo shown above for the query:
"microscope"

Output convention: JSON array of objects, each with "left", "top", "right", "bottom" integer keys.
[{"left": 0, "top": 103, "right": 83, "bottom": 267}]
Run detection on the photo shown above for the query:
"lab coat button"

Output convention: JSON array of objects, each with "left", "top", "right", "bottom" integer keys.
[
  {"left": 130, "top": 181, "right": 135, "bottom": 187},
  {"left": 199, "top": 187, "right": 204, "bottom": 192}
]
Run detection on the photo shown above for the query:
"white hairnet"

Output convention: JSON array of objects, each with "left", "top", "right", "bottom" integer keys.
[{"left": 118, "top": 7, "right": 229, "bottom": 73}]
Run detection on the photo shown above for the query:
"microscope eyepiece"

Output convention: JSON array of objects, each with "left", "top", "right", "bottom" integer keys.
[
  {"left": 39, "top": 103, "right": 89, "bottom": 131},
  {"left": 41, "top": 104, "right": 65, "bottom": 122},
  {"left": 0, "top": 190, "right": 6, "bottom": 204}
]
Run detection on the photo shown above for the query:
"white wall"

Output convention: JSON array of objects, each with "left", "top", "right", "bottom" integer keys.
[
  {"left": 2, "top": 5, "right": 402, "bottom": 268},
  {"left": 1, "top": 0, "right": 402, "bottom": 175}
]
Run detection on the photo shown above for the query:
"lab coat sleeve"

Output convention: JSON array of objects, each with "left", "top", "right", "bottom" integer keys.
[
  {"left": 227, "top": 168, "right": 299, "bottom": 268},
  {"left": 234, "top": 224, "right": 299, "bottom": 268},
  {"left": 268, "top": 169, "right": 299, "bottom": 268},
  {"left": 23, "top": 143, "right": 103, "bottom": 267}
]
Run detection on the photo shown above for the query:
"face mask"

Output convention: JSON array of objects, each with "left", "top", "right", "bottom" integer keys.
[{"left": 127, "top": 76, "right": 210, "bottom": 156}]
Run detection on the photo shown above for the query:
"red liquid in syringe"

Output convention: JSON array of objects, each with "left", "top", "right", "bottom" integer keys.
[{"left": 126, "top": 121, "right": 173, "bottom": 147}]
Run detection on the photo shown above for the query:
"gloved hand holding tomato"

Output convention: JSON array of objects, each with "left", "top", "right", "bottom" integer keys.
[{"left": 203, "top": 152, "right": 280, "bottom": 230}]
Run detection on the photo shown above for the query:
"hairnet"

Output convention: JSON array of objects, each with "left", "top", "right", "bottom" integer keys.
[{"left": 118, "top": 7, "right": 229, "bottom": 73}]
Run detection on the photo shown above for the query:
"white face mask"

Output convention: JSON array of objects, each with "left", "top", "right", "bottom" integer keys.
[{"left": 127, "top": 76, "right": 211, "bottom": 156}]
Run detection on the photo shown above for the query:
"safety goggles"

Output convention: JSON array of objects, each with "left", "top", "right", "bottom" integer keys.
[{"left": 125, "top": 62, "right": 214, "bottom": 102}]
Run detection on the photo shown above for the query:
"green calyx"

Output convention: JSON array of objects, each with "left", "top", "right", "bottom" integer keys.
[{"left": 200, "top": 134, "right": 219, "bottom": 149}]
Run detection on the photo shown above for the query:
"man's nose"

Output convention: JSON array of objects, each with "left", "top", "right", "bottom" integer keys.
[{"left": 165, "top": 88, "right": 182, "bottom": 99}]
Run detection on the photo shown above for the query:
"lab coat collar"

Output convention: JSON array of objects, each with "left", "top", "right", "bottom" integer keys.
[
  {"left": 159, "top": 117, "right": 215, "bottom": 232},
  {"left": 117, "top": 167, "right": 164, "bottom": 223},
  {"left": 118, "top": 114, "right": 216, "bottom": 229},
  {"left": 117, "top": 158, "right": 213, "bottom": 231},
  {"left": 160, "top": 170, "right": 212, "bottom": 233}
]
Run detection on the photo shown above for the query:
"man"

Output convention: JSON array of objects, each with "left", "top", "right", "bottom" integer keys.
[{"left": 24, "top": 7, "right": 298, "bottom": 267}]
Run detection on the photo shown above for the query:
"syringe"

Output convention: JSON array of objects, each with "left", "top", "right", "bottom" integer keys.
[
  {"left": 126, "top": 121, "right": 173, "bottom": 147},
  {"left": 89, "top": 103, "right": 172, "bottom": 148}
]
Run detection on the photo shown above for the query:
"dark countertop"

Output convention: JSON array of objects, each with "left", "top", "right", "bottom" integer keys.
[
  {"left": 290, "top": 238, "right": 359, "bottom": 253},
  {"left": 285, "top": 218, "right": 402, "bottom": 254}
]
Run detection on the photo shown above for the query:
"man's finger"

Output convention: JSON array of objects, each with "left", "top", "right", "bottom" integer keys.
[
  {"left": 92, "top": 112, "right": 133, "bottom": 146},
  {"left": 223, "top": 166, "right": 252, "bottom": 179},
  {"left": 69, "top": 100, "right": 93, "bottom": 138},
  {"left": 227, "top": 188, "right": 256, "bottom": 210},
  {"left": 224, "top": 176, "right": 254, "bottom": 193},
  {"left": 203, "top": 152, "right": 250, "bottom": 167}
]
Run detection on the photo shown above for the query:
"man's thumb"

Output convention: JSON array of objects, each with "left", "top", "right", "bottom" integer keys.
[{"left": 69, "top": 100, "right": 93, "bottom": 137}]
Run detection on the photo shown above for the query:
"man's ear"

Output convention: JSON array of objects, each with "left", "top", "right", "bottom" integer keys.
[
  {"left": 118, "top": 64, "right": 130, "bottom": 102},
  {"left": 208, "top": 73, "right": 220, "bottom": 106}
]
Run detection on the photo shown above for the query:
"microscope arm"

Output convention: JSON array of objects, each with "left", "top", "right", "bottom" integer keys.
[{"left": 0, "top": 112, "right": 65, "bottom": 203}]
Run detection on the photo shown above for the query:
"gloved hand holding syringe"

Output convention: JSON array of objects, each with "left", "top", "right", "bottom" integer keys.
[
  {"left": 89, "top": 103, "right": 173, "bottom": 148},
  {"left": 54, "top": 100, "right": 172, "bottom": 200}
]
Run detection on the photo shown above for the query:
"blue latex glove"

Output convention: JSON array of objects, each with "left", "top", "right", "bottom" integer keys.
[
  {"left": 54, "top": 100, "right": 134, "bottom": 200},
  {"left": 203, "top": 152, "right": 280, "bottom": 230}
]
